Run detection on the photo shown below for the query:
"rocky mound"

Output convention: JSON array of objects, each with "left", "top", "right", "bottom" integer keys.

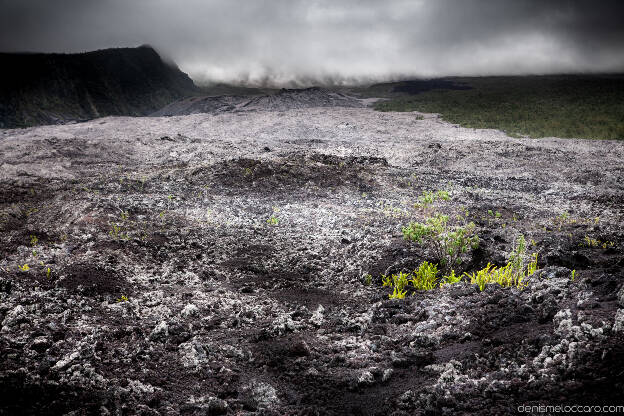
[
  {"left": 150, "top": 95, "right": 250, "bottom": 117},
  {"left": 0, "top": 46, "right": 198, "bottom": 128},
  {"left": 240, "top": 87, "right": 364, "bottom": 112},
  {"left": 151, "top": 87, "right": 364, "bottom": 117},
  {"left": 0, "top": 107, "right": 623, "bottom": 414}
]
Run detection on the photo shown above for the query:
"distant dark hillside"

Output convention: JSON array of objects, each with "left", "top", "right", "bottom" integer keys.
[{"left": 0, "top": 45, "right": 199, "bottom": 128}]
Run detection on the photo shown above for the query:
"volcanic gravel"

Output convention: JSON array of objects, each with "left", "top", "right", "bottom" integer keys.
[{"left": 1, "top": 104, "right": 623, "bottom": 415}]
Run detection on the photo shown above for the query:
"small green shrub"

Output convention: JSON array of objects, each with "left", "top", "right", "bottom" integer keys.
[
  {"left": 402, "top": 213, "right": 479, "bottom": 271},
  {"left": 415, "top": 189, "right": 450, "bottom": 211}
]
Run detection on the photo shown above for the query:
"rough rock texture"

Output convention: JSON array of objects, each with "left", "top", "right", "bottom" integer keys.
[
  {"left": 150, "top": 87, "right": 363, "bottom": 117},
  {"left": 1, "top": 105, "right": 623, "bottom": 415}
]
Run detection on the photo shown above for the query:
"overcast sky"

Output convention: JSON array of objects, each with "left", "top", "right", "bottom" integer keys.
[{"left": 1, "top": 0, "right": 623, "bottom": 86}]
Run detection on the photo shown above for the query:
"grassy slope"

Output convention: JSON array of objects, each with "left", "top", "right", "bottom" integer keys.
[{"left": 370, "top": 75, "right": 624, "bottom": 140}]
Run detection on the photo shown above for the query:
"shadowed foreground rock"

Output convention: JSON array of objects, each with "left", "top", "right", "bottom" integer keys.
[{"left": 0, "top": 105, "right": 623, "bottom": 415}]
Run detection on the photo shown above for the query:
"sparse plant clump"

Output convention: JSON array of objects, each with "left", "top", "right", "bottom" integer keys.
[
  {"left": 463, "top": 235, "right": 539, "bottom": 291},
  {"left": 580, "top": 235, "right": 615, "bottom": 249},
  {"left": 382, "top": 261, "right": 463, "bottom": 298},
  {"left": 509, "top": 235, "right": 527, "bottom": 272},
  {"left": 440, "top": 269, "right": 461, "bottom": 286},
  {"left": 549, "top": 213, "right": 602, "bottom": 232},
  {"left": 464, "top": 255, "right": 538, "bottom": 291},
  {"left": 382, "top": 234, "right": 541, "bottom": 298},
  {"left": 482, "top": 209, "right": 505, "bottom": 228},
  {"left": 382, "top": 271, "right": 409, "bottom": 299},
  {"left": 410, "top": 261, "right": 439, "bottom": 290},
  {"left": 553, "top": 211, "right": 570, "bottom": 230},
  {"left": 419, "top": 189, "right": 450, "bottom": 205},
  {"left": 109, "top": 223, "right": 128, "bottom": 240},
  {"left": 402, "top": 213, "right": 479, "bottom": 271},
  {"left": 267, "top": 215, "right": 280, "bottom": 226},
  {"left": 109, "top": 211, "right": 130, "bottom": 240},
  {"left": 267, "top": 207, "right": 281, "bottom": 226},
  {"left": 404, "top": 190, "right": 478, "bottom": 271},
  {"left": 414, "top": 189, "right": 450, "bottom": 212},
  {"left": 29, "top": 235, "right": 40, "bottom": 257}
]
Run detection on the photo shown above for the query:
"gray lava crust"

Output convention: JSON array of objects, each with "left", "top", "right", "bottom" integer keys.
[{"left": 1, "top": 105, "right": 623, "bottom": 415}]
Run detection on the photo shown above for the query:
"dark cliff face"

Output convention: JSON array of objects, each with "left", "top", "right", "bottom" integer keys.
[{"left": 0, "top": 45, "right": 199, "bottom": 128}]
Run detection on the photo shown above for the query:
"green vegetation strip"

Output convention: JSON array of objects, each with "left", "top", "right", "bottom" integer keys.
[{"left": 374, "top": 75, "right": 624, "bottom": 140}]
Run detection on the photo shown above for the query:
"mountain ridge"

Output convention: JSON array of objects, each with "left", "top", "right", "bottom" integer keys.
[{"left": 0, "top": 46, "right": 199, "bottom": 128}]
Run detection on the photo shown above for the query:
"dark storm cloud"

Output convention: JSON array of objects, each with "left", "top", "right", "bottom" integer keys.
[{"left": 1, "top": 0, "right": 623, "bottom": 86}]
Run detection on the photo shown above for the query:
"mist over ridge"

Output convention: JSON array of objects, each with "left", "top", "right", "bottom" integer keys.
[{"left": 2, "top": 0, "right": 624, "bottom": 87}]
